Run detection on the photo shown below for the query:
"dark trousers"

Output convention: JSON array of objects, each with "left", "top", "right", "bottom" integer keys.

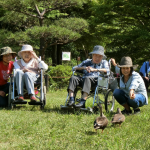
[
  {"left": 0, "top": 83, "right": 9, "bottom": 107},
  {"left": 142, "top": 77, "right": 150, "bottom": 91},
  {"left": 67, "top": 76, "right": 97, "bottom": 95},
  {"left": 139, "top": 72, "right": 150, "bottom": 91}
]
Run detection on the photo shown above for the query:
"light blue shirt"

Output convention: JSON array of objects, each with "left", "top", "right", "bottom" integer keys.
[{"left": 115, "top": 66, "right": 148, "bottom": 105}]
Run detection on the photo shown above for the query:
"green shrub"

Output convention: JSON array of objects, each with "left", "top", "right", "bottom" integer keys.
[
  {"left": 62, "top": 59, "right": 81, "bottom": 67},
  {"left": 47, "top": 65, "right": 72, "bottom": 90}
]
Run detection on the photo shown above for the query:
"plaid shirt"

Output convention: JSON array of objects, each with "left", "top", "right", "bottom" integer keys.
[{"left": 73, "top": 59, "right": 110, "bottom": 77}]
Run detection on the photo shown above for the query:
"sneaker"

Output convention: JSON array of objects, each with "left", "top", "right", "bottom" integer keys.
[
  {"left": 30, "top": 96, "right": 37, "bottom": 102},
  {"left": 18, "top": 96, "right": 24, "bottom": 101},
  {"left": 134, "top": 108, "right": 140, "bottom": 114},
  {"left": 74, "top": 99, "right": 86, "bottom": 108},
  {"left": 67, "top": 100, "right": 75, "bottom": 107},
  {"left": 121, "top": 109, "right": 132, "bottom": 115}
]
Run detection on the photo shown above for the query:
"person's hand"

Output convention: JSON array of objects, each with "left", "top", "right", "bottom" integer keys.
[
  {"left": 22, "top": 67, "right": 30, "bottom": 73},
  {"left": 86, "top": 66, "right": 95, "bottom": 73},
  {"left": 130, "top": 89, "right": 135, "bottom": 99},
  {"left": 0, "top": 91, "right": 6, "bottom": 97},
  {"left": 145, "top": 76, "right": 149, "bottom": 81},
  {"left": 39, "top": 61, "right": 45, "bottom": 69},
  {"left": 111, "top": 58, "right": 117, "bottom": 67},
  {"left": 31, "top": 51, "right": 39, "bottom": 60},
  {"left": 84, "top": 66, "right": 90, "bottom": 73},
  {"left": 10, "top": 74, "right": 13, "bottom": 77}
]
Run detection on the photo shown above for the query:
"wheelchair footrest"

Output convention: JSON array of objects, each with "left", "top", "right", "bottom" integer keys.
[
  {"left": 60, "top": 105, "right": 74, "bottom": 109},
  {"left": 80, "top": 107, "right": 93, "bottom": 113},
  {"left": 12, "top": 100, "right": 27, "bottom": 104},
  {"left": 28, "top": 101, "right": 43, "bottom": 105}
]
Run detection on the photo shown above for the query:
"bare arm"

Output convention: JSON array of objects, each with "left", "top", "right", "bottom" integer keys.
[
  {"left": 130, "top": 89, "right": 135, "bottom": 99},
  {"left": 87, "top": 66, "right": 107, "bottom": 73},
  {"left": 111, "top": 58, "right": 117, "bottom": 67}
]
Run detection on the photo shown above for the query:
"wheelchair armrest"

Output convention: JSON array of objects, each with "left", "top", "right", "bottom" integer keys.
[
  {"left": 74, "top": 70, "right": 84, "bottom": 74},
  {"left": 73, "top": 70, "right": 84, "bottom": 76},
  {"left": 99, "top": 74, "right": 109, "bottom": 78}
]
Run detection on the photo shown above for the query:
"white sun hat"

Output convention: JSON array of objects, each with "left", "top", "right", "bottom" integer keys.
[{"left": 18, "top": 44, "right": 34, "bottom": 58}]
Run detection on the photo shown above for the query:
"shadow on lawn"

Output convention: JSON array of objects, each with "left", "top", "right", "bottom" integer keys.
[
  {"left": 0, "top": 105, "right": 27, "bottom": 110},
  {"left": 85, "top": 131, "right": 97, "bottom": 135},
  {"left": 42, "top": 105, "right": 97, "bottom": 115}
]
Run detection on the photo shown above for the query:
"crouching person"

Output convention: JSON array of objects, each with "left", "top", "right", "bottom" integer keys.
[
  {"left": 0, "top": 47, "right": 16, "bottom": 107},
  {"left": 67, "top": 45, "right": 110, "bottom": 108},
  {"left": 112, "top": 57, "right": 148, "bottom": 114},
  {"left": 13, "top": 45, "right": 48, "bottom": 102}
]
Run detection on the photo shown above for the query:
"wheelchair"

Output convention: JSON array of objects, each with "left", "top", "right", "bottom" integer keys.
[
  {"left": 8, "top": 68, "right": 47, "bottom": 110},
  {"left": 60, "top": 59, "right": 118, "bottom": 113}
]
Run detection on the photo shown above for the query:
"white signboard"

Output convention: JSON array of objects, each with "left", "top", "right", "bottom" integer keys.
[{"left": 62, "top": 52, "right": 71, "bottom": 61}]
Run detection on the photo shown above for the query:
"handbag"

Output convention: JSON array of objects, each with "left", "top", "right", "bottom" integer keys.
[{"left": 108, "top": 71, "right": 118, "bottom": 91}]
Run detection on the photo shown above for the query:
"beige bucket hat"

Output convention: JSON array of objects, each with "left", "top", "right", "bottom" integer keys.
[
  {"left": 0, "top": 46, "right": 16, "bottom": 56},
  {"left": 118, "top": 56, "right": 135, "bottom": 68}
]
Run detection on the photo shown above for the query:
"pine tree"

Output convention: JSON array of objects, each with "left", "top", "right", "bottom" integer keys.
[{"left": 0, "top": 0, "right": 88, "bottom": 63}]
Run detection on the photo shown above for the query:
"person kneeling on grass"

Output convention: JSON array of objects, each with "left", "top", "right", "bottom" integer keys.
[
  {"left": 13, "top": 44, "right": 48, "bottom": 102},
  {"left": 111, "top": 57, "right": 148, "bottom": 114},
  {"left": 0, "top": 46, "right": 16, "bottom": 107}
]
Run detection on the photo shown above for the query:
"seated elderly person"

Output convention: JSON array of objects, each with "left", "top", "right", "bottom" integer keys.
[
  {"left": 67, "top": 45, "right": 110, "bottom": 108},
  {"left": 111, "top": 57, "right": 148, "bottom": 114},
  {"left": 13, "top": 45, "right": 48, "bottom": 102}
]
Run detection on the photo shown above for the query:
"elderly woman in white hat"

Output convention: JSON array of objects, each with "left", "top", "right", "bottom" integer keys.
[
  {"left": 13, "top": 44, "right": 48, "bottom": 102},
  {"left": 112, "top": 57, "right": 148, "bottom": 114},
  {"left": 67, "top": 45, "right": 110, "bottom": 108}
]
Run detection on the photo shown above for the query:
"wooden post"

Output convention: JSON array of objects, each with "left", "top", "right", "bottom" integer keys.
[{"left": 77, "top": 56, "right": 80, "bottom": 65}]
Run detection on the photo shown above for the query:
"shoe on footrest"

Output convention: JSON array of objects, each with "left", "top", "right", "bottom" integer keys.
[
  {"left": 74, "top": 99, "right": 85, "bottom": 108},
  {"left": 30, "top": 96, "right": 37, "bottom": 102},
  {"left": 67, "top": 100, "right": 75, "bottom": 107},
  {"left": 18, "top": 96, "right": 24, "bottom": 101}
]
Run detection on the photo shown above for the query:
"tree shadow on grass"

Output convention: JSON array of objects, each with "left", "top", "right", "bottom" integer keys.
[
  {"left": 41, "top": 105, "right": 75, "bottom": 114},
  {"left": 85, "top": 130, "right": 97, "bottom": 135},
  {"left": 0, "top": 105, "right": 27, "bottom": 110},
  {"left": 42, "top": 105, "right": 96, "bottom": 115}
]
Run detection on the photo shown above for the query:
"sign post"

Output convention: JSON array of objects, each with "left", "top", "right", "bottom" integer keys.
[{"left": 62, "top": 52, "right": 71, "bottom": 61}]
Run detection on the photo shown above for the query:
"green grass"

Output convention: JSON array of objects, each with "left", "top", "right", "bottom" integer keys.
[{"left": 0, "top": 90, "right": 150, "bottom": 150}]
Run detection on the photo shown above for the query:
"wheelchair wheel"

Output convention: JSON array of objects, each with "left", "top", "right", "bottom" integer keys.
[
  {"left": 105, "top": 89, "right": 115, "bottom": 112},
  {"left": 43, "top": 86, "right": 46, "bottom": 105},
  {"left": 8, "top": 84, "right": 12, "bottom": 107},
  {"left": 40, "top": 86, "right": 46, "bottom": 110},
  {"left": 10, "top": 103, "right": 16, "bottom": 110}
]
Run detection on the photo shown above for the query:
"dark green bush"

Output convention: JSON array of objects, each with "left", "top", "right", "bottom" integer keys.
[{"left": 47, "top": 65, "right": 72, "bottom": 90}]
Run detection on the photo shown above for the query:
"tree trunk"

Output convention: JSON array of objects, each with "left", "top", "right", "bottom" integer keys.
[
  {"left": 40, "top": 37, "right": 45, "bottom": 59},
  {"left": 51, "top": 44, "right": 57, "bottom": 66},
  {"left": 57, "top": 44, "right": 62, "bottom": 65},
  {"left": 39, "top": 18, "right": 45, "bottom": 60}
]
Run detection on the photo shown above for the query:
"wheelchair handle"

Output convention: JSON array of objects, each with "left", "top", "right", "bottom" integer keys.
[
  {"left": 108, "top": 59, "right": 111, "bottom": 70},
  {"left": 73, "top": 71, "right": 75, "bottom": 75}
]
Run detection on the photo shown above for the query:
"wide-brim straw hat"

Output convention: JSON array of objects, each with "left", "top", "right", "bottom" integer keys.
[
  {"left": 118, "top": 56, "right": 136, "bottom": 68},
  {"left": 89, "top": 45, "right": 105, "bottom": 57},
  {"left": 18, "top": 44, "right": 34, "bottom": 58},
  {"left": 0, "top": 46, "right": 16, "bottom": 56}
]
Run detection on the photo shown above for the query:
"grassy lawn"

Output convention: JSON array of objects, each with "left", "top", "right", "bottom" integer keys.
[{"left": 0, "top": 89, "right": 150, "bottom": 150}]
